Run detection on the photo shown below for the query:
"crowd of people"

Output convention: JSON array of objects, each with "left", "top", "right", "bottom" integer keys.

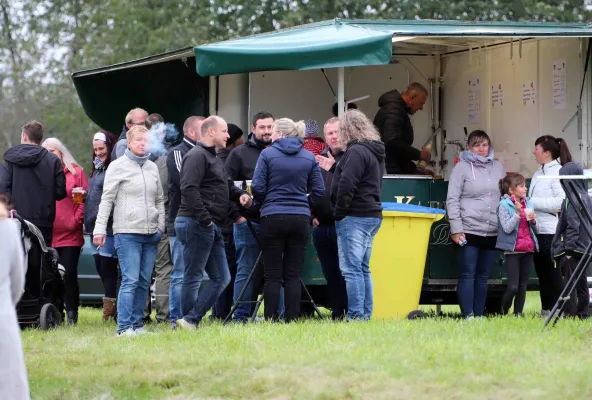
[
  {"left": 0, "top": 81, "right": 589, "bottom": 340},
  {"left": 0, "top": 105, "right": 387, "bottom": 336}
]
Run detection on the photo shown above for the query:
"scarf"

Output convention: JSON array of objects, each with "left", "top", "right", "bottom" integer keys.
[
  {"left": 460, "top": 149, "right": 495, "bottom": 167},
  {"left": 125, "top": 148, "right": 151, "bottom": 166},
  {"left": 93, "top": 157, "right": 105, "bottom": 171}
]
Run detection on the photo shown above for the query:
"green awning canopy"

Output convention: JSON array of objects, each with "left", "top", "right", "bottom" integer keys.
[
  {"left": 194, "top": 19, "right": 592, "bottom": 77},
  {"left": 194, "top": 21, "right": 394, "bottom": 76}
]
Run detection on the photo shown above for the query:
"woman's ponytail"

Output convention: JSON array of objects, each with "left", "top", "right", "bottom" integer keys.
[{"left": 556, "top": 137, "right": 573, "bottom": 165}]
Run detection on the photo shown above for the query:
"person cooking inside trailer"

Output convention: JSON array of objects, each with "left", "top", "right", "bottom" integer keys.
[{"left": 373, "top": 82, "right": 432, "bottom": 175}]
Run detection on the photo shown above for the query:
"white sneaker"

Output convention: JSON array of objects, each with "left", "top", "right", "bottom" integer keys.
[
  {"left": 134, "top": 327, "right": 151, "bottom": 335},
  {"left": 117, "top": 328, "right": 137, "bottom": 337},
  {"left": 176, "top": 318, "right": 197, "bottom": 331}
]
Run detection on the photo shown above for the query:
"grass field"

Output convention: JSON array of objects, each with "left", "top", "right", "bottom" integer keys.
[{"left": 22, "top": 293, "right": 592, "bottom": 400}]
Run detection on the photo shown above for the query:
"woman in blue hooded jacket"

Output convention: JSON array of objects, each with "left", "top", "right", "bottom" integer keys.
[{"left": 251, "top": 118, "right": 325, "bottom": 322}]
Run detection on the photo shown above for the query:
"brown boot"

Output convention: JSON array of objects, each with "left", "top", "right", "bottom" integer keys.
[{"left": 103, "top": 297, "right": 117, "bottom": 322}]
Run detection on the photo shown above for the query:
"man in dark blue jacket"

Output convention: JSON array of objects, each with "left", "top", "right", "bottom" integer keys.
[
  {"left": 312, "top": 118, "right": 347, "bottom": 320},
  {"left": 0, "top": 121, "right": 66, "bottom": 245},
  {"left": 166, "top": 115, "right": 204, "bottom": 328}
]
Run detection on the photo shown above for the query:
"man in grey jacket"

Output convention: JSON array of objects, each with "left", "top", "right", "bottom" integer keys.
[{"left": 112, "top": 108, "right": 148, "bottom": 160}]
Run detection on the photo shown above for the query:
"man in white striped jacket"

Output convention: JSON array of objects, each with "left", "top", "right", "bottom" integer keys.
[{"left": 166, "top": 116, "right": 204, "bottom": 328}]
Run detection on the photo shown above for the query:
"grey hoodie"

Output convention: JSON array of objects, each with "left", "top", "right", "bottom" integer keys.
[
  {"left": 446, "top": 151, "right": 506, "bottom": 237},
  {"left": 551, "top": 162, "right": 592, "bottom": 258}
]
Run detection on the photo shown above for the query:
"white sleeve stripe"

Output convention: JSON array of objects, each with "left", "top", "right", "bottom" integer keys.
[{"left": 175, "top": 151, "right": 182, "bottom": 172}]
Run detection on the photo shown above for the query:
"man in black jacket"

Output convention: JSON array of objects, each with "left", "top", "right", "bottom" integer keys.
[
  {"left": 112, "top": 108, "right": 149, "bottom": 160},
  {"left": 373, "top": 82, "right": 431, "bottom": 175},
  {"left": 175, "top": 116, "right": 251, "bottom": 330},
  {"left": 166, "top": 115, "right": 204, "bottom": 328},
  {"left": 0, "top": 121, "right": 66, "bottom": 245},
  {"left": 225, "top": 111, "right": 277, "bottom": 323},
  {"left": 312, "top": 117, "right": 347, "bottom": 320},
  {"left": 212, "top": 123, "right": 244, "bottom": 320}
]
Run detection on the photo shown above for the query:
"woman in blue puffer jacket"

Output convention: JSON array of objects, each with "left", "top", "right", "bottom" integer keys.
[{"left": 251, "top": 118, "right": 325, "bottom": 322}]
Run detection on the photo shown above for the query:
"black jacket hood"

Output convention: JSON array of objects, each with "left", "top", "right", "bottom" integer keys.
[
  {"left": 350, "top": 140, "right": 386, "bottom": 162},
  {"left": 560, "top": 162, "right": 588, "bottom": 194},
  {"left": 4, "top": 144, "right": 49, "bottom": 167},
  {"left": 378, "top": 89, "right": 408, "bottom": 112}
]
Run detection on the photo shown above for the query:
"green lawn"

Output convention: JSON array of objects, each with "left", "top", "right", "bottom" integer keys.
[{"left": 23, "top": 293, "right": 592, "bottom": 399}]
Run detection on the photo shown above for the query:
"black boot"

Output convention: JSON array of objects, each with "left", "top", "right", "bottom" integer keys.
[{"left": 67, "top": 310, "right": 78, "bottom": 325}]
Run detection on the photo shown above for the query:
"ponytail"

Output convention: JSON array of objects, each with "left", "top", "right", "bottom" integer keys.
[
  {"left": 556, "top": 137, "right": 573, "bottom": 165},
  {"left": 535, "top": 135, "right": 573, "bottom": 165}
]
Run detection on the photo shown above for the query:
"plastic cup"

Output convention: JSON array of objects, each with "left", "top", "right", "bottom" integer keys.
[{"left": 72, "top": 187, "right": 85, "bottom": 204}]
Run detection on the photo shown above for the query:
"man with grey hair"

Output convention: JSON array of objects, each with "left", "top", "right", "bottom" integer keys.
[
  {"left": 373, "top": 82, "right": 431, "bottom": 175},
  {"left": 112, "top": 107, "right": 149, "bottom": 160},
  {"left": 174, "top": 116, "right": 252, "bottom": 330}
]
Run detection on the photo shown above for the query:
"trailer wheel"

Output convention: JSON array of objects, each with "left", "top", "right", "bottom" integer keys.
[
  {"left": 40, "top": 303, "right": 61, "bottom": 330},
  {"left": 407, "top": 310, "right": 427, "bottom": 320}
]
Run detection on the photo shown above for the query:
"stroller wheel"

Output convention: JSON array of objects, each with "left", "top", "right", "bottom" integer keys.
[{"left": 40, "top": 303, "right": 61, "bottom": 330}]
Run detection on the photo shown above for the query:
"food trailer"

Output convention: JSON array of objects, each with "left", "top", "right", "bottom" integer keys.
[{"left": 73, "top": 19, "right": 592, "bottom": 311}]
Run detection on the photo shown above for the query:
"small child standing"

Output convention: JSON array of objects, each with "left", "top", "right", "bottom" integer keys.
[
  {"left": 551, "top": 162, "right": 591, "bottom": 319},
  {"left": 496, "top": 173, "right": 539, "bottom": 315}
]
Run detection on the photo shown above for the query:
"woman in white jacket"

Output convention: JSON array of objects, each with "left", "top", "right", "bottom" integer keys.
[
  {"left": 0, "top": 196, "right": 29, "bottom": 399},
  {"left": 529, "top": 135, "right": 573, "bottom": 317}
]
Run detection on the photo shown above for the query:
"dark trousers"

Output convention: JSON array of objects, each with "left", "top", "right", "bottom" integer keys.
[
  {"left": 93, "top": 254, "right": 119, "bottom": 298},
  {"left": 501, "top": 253, "right": 533, "bottom": 315},
  {"left": 534, "top": 234, "right": 564, "bottom": 311},
  {"left": 261, "top": 214, "right": 310, "bottom": 322},
  {"left": 57, "top": 246, "right": 82, "bottom": 313},
  {"left": 213, "top": 230, "right": 237, "bottom": 319},
  {"left": 560, "top": 256, "right": 590, "bottom": 318},
  {"left": 313, "top": 225, "right": 347, "bottom": 320},
  {"left": 38, "top": 226, "right": 53, "bottom": 248}
]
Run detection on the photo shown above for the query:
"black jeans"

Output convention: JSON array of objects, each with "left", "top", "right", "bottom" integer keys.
[
  {"left": 534, "top": 234, "right": 564, "bottom": 311},
  {"left": 313, "top": 225, "right": 347, "bottom": 319},
  {"left": 93, "top": 254, "right": 119, "bottom": 298},
  {"left": 560, "top": 256, "right": 590, "bottom": 318},
  {"left": 212, "top": 230, "right": 237, "bottom": 319},
  {"left": 57, "top": 246, "right": 82, "bottom": 313},
  {"left": 501, "top": 253, "right": 533, "bottom": 315},
  {"left": 261, "top": 214, "right": 310, "bottom": 322}
]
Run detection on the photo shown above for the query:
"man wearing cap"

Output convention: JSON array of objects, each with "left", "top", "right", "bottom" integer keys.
[{"left": 302, "top": 119, "right": 328, "bottom": 156}]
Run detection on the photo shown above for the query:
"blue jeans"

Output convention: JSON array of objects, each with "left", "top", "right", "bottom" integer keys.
[
  {"left": 114, "top": 233, "right": 160, "bottom": 333},
  {"left": 313, "top": 225, "right": 347, "bottom": 320},
  {"left": 169, "top": 236, "right": 184, "bottom": 323},
  {"left": 175, "top": 216, "right": 230, "bottom": 326},
  {"left": 457, "top": 246, "right": 499, "bottom": 317},
  {"left": 335, "top": 216, "right": 382, "bottom": 321},
  {"left": 232, "top": 221, "right": 284, "bottom": 321}
]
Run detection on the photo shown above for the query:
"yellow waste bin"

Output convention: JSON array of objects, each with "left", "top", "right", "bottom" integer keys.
[{"left": 371, "top": 202, "right": 445, "bottom": 320}]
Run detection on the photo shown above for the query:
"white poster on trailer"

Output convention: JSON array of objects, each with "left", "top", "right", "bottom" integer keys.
[
  {"left": 552, "top": 59, "right": 567, "bottom": 109},
  {"left": 491, "top": 83, "right": 504, "bottom": 108},
  {"left": 468, "top": 77, "right": 481, "bottom": 123},
  {"left": 522, "top": 81, "right": 537, "bottom": 107}
]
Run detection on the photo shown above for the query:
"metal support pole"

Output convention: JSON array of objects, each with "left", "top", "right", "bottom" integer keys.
[{"left": 337, "top": 67, "right": 345, "bottom": 117}]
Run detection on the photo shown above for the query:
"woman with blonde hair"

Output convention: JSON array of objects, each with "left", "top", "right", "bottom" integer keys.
[
  {"left": 42, "top": 138, "right": 88, "bottom": 325},
  {"left": 251, "top": 118, "right": 325, "bottom": 322},
  {"left": 93, "top": 125, "right": 165, "bottom": 336},
  {"left": 330, "top": 109, "right": 385, "bottom": 321}
]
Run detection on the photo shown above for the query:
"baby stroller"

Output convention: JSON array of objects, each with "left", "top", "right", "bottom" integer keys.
[{"left": 12, "top": 212, "right": 65, "bottom": 330}]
